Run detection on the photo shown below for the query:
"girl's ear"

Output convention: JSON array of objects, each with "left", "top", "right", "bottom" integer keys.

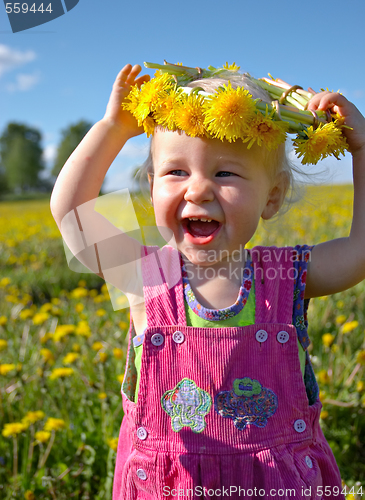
[
  {"left": 261, "top": 171, "right": 289, "bottom": 220},
  {"left": 148, "top": 173, "right": 153, "bottom": 205}
]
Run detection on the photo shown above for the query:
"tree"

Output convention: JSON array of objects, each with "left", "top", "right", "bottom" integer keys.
[
  {"left": 0, "top": 123, "right": 44, "bottom": 192},
  {"left": 52, "top": 120, "right": 92, "bottom": 177}
]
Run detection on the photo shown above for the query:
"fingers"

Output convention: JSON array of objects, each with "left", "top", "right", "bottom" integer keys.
[
  {"left": 307, "top": 91, "right": 349, "bottom": 115},
  {"left": 114, "top": 64, "right": 145, "bottom": 88}
]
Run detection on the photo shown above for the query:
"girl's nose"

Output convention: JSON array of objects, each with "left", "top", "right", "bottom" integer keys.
[{"left": 184, "top": 177, "right": 215, "bottom": 204}]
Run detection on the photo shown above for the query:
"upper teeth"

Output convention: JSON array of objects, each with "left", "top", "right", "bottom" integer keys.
[{"left": 188, "top": 217, "right": 212, "bottom": 222}]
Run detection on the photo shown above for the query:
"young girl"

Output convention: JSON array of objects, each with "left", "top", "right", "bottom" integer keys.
[{"left": 50, "top": 62, "right": 365, "bottom": 499}]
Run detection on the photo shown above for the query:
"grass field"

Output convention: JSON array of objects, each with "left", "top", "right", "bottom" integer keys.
[{"left": 0, "top": 187, "right": 364, "bottom": 499}]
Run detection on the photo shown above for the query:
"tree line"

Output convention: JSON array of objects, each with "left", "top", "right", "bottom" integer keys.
[{"left": 0, "top": 120, "right": 92, "bottom": 197}]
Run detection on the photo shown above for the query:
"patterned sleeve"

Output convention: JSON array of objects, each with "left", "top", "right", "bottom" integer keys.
[{"left": 292, "top": 244, "right": 314, "bottom": 351}]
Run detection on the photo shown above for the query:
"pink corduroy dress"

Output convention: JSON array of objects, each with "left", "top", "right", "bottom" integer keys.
[{"left": 113, "top": 245, "right": 344, "bottom": 500}]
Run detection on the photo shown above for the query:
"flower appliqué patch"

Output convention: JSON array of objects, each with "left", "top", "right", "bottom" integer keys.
[
  {"left": 161, "top": 378, "right": 212, "bottom": 433},
  {"left": 214, "top": 377, "right": 278, "bottom": 430}
]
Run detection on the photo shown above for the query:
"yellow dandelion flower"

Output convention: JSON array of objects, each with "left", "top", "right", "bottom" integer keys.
[
  {"left": 75, "top": 320, "right": 91, "bottom": 338},
  {"left": 223, "top": 62, "right": 240, "bottom": 72},
  {"left": 72, "top": 343, "right": 81, "bottom": 352},
  {"left": 32, "top": 312, "right": 50, "bottom": 325},
  {"left": 39, "top": 303, "right": 53, "bottom": 313},
  {"left": 35, "top": 431, "right": 51, "bottom": 444},
  {"left": 98, "top": 392, "right": 107, "bottom": 400},
  {"left": 118, "top": 321, "right": 129, "bottom": 330},
  {"left": 19, "top": 309, "right": 34, "bottom": 320},
  {"left": 40, "top": 348, "right": 55, "bottom": 365},
  {"left": 153, "top": 88, "right": 183, "bottom": 130},
  {"left": 40, "top": 332, "right": 53, "bottom": 344},
  {"left": 0, "top": 339, "right": 7, "bottom": 350},
  {"left": 0, "top": 316, "right": 7, "bottom": 326},
  {"left": 204, "top": 83, "right": 256, "bottom": 142},
  {"left": 342, "top": 321, "right": 359, "bottom": 334},
  {"left": 0, "top": 364, "right": 16, "bottom": 376},
  {"left": 22, "top": 411, "right": 45, "bottom": 425},
  {"left": 78, "top": 279, "right": 87, "bottom": 287},
  {"left": 96, "top": 308, "right": 106, "bottom": 317},
  {"left": 92, "top": 341, "right": 103, "bottom": 351},
  {"left": 336, "top": 300, "right": 344, "bottom": 309},
  {"left": 62, "top": 352, "right": 80, "bottom": 365},
  {"left": 44, "top": 417, "right": 66, "bottom": 432},
  {"left": 51, "top": 297, "right": 60, "bottom": 305},
  {"left": 99, "top": 352, "right": 108, "bottom": 363},
  {"left": 117, "top": 374, "right": 125, "bottom": 384},
  {"left": 318, "top": 369, "right": 330, "bottom": 385},
  {"left": 243, "top": 110, "right": 288, "bottom": 150},
  {"left": 175, "top": 93, "right": 206, "bottom": 137},
  {"left": 94, "top": 294, "right": 106, "bottom": 303},
  {"left": 49, "top": 367, "right": 74, "bottom": 380},
  {"left": 2, "top": 422, "right": 27, "bottom": 437},
  {"left": 357, "top": 381, "right": 365, "bottom": 392},
  {"left": 107, "top": 437, "right": 118, "bottom": 452},
  {"left": 53, "top": 324, "right": 76, "bottom": 342},
  {"left": 293, "top": 121, "right": 348, "bottom": 165},
  {"left": 70, "top": 287, "right": 88, "bottom": 299},
  {"left": 356, "top": 350, "right": 365, "bottom": 365},
  {"left": 322, "top": 333, "right": 335, "bottom": 348},
  {"left": 335, "top": 314, "right": 346, "bottom": 325},
  {"left": 0, "top": 277, "right": 11, "bottom": 287},
  {"left": 75, "top": 303, "right": 84, "bottom": 313},
  {"left": 113, "top": 348, "right": 123, "bottom": 359},
  {"left": 143, "top": 115, "right": 157, "bottom": 138},
  {"left": 319, "top": 390, "right": 326, "bottom": 401},
  {"left": 25, "top": 490, "right": 36, "bottom": 500},
  {"left": 320, "top": 410, "right": 329, "bottom": 420}
]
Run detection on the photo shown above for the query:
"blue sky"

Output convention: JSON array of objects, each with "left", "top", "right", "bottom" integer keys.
[{"left": 0, "top": 0, "right": 364, "bottom": 191}]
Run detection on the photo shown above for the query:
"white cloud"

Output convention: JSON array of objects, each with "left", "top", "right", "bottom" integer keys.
[
  {"left": 0, "top": 44, "right": 36, "bottom": 78},
  {"left": 42, "top": 144, "right": 57, "bottom": 165},
  {"left": 117, "top": 140, "right": 149, "bottom": 159},
  {"left": 6, "top": 72, "right": 40, "bottom": 92}
]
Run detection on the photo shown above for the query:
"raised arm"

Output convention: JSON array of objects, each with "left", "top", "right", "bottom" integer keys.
[
  {"left": 50, "top": 65, "right": 150, "bottom": 291},
  {"left": 305, "top": 92, "right": 365, "bottom": 298}
]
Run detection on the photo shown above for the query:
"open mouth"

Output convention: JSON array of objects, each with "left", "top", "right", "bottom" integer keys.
[{"left": 182, "top": 217, "right": 221, "bottom": 243}]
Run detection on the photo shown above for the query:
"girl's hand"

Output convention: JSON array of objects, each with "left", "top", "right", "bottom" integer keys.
[
  {"left": 103, "top": 64, "right": 150, "bottom": 138},
  {"left": 307, "top": 91, "right": 365, "bottom": 158}
]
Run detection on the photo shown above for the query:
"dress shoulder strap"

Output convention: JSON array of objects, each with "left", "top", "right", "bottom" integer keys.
[
  {"left": 140, "top": 245, "right": 186, "bottom": 327},
  {"left": 250, "top": 246, "right": 295, "bottom": 324}
]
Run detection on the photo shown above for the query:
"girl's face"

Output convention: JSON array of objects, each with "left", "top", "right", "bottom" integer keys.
[{"left": 151, "top": 129, "right": 284, "bottom": 266}]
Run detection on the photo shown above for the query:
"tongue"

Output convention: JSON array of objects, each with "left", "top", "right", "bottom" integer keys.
[{"left": 188, "top": 220, "right": 219, "bottom": 237}]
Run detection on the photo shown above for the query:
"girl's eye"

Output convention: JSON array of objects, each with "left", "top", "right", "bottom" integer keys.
[
  {"left": 216, "top": 171, "right": 235, "bottom": 177},
  {"left": 168, "top": 170, "right": 186, "bottom": 176}
]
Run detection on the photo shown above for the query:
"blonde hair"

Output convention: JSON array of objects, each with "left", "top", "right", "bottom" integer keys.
[{"left": 136, "top": 73, "right": 306, "bottom": 214}]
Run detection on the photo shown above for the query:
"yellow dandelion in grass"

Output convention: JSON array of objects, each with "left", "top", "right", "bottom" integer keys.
[
  {"left": 335, "top": 314, "right": 346, "bottom": 325},
  {"left": 0, "top": 277, "right": 11, "bottom": 287},
  {"left": 35, "top": 431, "right": 51, "bottom": 444},
  {"left": 96, "top": 308, "right": 107, "bottom": 317},
  {"left": 22, "top": 411, "right": 45, "bottom": 426},
  {"left": 243, "top": 110, "right": 288, "bottom": 150},
  {"left": 62, "top": 352, "right": 80, "bottom": 365},
  {"left": 0, "top": 339, "right": 7, "bottom": 350},
  {"left": 70, "top": 287, "right": 88, "bottom": 299},
  {"left": 51, "top": 297, "right": 60, "bottom": 305},
  {"left": 98, "top": 392, "right": 107, "bottom": 400},
  {"left": 113, "top": 348, "right": 123, "bottom": 360},
  {"left": 24, "top": 490, "right": 36, "bottom": 500},
  {"left": 32, "top": 312, "right": 50, "bottom": 325},
  {"left": 175, "top": 93, "right": 206, "bottom": 138},
  {"left": 356, "top": 350, "right": 365, "bottom": 365},
  {"left": 75, "top": 320, "right": 91, "bottom": 338},
  {"left": 203, "top": 83, "right": 256, "bottom": 142},
  {"left": 319, "top": 390, "right": 326, "bottom": 401},
  {"left": 39, "top": 303, "right": 53, "bottom": 313},
  {"left": 107, "top": 437, "right": 119, "bottom": 452},
  {"left": 40, "top": 348, "right": 55, "bottom": 365},
  {"left": 318, "top": 369, "right": 330, "bottom": 385},
  {"left": 40, "top": 333, "right": 53, "bottom": 344},
  {"left": 99, "top": 352, "right": 108, "bottom": 363},
  {"left": 118, "top": 320, "right": 129, "bottom": 330},
  {"left": 357, "top": 381, "right": 364, "bottom": 392},
  {"left": 94, "top": 294, "right": 106, "bottom": 304},
  {"left": 223, "top": 62, "right": 240, "bottom": 71},
  {"left": 89, "top": 289, "right": 98, "bottom": 298},
  {"left": 49, "top": 367, "right": 74, "bottom": 380},
  {"left": 342, "top": 320, "right": 359, "bottom": 334},
  {"left": 19, "top": 309, "right": 34, "bottom": 320},
  {"left": 0, "top": 364, "right": 16, "bottom": 376},
  {"left": 293, "top": 121, "right": 349, "bottom": 165},
  {"left": 154, "top": 88, "right": 184, "bottom": 130},
  {"left": 44, "top": 417, "right": 66, "bottom": 432},
  {"left": 53, "top": 324, "right": 76, "bottom": 342},
  {"left": 75, "top": 303, "right": 84, "bottom": 313},
  {"left": 78, "top": 279, "right": 87, "bottom": 287},
  {"left": 72, "top": 343, "right": 81, "bottom": 352},
  {"left": 2, "top": 422, "right": 27, "bottom": 438},
  {"left": 117, "top": 374, "right": 125, "bottom": 384},
  {"left": 320, "top": 410, "right": 329, "bottom": 420},
  {"left": 322, "top": 333, "right": 335, "bottom": 348},
  {"left": 92, "top": 341, "right": 104, "bottom": 351},
  {"left": 0, "top": 316, "right": 7, "bottom": 327}
]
